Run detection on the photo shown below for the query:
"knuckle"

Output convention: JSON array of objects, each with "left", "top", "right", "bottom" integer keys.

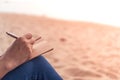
[
  {"left": 16, "top": 36, "right": 34, "bottom": 46},
  {"left": 30, "top": 39, "right": 35, "bottom": 44}
]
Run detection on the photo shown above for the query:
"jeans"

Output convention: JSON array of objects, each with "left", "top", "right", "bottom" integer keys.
[{"left": 2, "top": 56, "right": 63, "bottom": 80}]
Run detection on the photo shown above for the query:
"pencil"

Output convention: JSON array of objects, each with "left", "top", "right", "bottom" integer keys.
[
  {"left": 6, "top": 32, "right": 54, "bottom": 55},
  {"left": 6, "top": 32, "right": 18, "bottom": 39}
]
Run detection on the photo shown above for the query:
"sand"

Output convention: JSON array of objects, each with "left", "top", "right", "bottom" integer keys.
[{"left": 0, "top": 13, "right": 120, "bottom": 80}]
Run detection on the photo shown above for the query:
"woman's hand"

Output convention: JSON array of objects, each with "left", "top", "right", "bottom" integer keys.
[{"left": 3, "top": 33, "right": 35, "bottom": 70}]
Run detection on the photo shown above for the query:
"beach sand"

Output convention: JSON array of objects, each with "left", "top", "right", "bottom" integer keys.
[{"left": 0, "top": 13, "right": 120, "bottom": 80}]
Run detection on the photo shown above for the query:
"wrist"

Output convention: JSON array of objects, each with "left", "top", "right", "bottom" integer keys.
[
  {"left": 2, "top": 55, "right": 17, "bottom": 71},
  {"left": 0, "top": 56, "right": 10, "bottom": 78}
]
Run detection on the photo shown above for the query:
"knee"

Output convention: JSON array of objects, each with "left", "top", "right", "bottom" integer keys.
[
  {"left": 2, "top": 56, "right": 63, "bottom": 80},
  {"left": 31, "top": 56, "right": 63, "bottom": 80},
  {"left": 31, "top": 56, "right": 53, "bottom": 72},
  {"left": 2, "top": 56, "right": 50, "bottom": 79}
]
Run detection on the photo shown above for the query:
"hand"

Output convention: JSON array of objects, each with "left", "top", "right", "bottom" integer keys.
[{"left": 3, "top": 33, "right": 35, "bottom": 71}]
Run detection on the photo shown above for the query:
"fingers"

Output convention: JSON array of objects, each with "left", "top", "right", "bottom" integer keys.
[
  {"left": 23, "top": 33, "right": 32, "bottom": 39},
  {"left": 18, "top": 33, "right": 41, "bottom": 45}
]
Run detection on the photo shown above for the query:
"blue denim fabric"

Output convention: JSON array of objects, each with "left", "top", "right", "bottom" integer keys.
[{"left": 2, "top": 56, "right": 62, "bottom": 80}]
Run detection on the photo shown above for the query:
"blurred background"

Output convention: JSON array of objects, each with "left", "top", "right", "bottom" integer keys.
[
  {"left": 1, "top": 0, "right": 120, "bottom": 80},
  {"left": 0, "top": 0, "right": 120, "bottom": 27}
]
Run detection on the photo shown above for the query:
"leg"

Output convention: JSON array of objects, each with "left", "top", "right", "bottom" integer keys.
[{"left": 2, "top": 56, "right": 63, "bottom": 80}]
